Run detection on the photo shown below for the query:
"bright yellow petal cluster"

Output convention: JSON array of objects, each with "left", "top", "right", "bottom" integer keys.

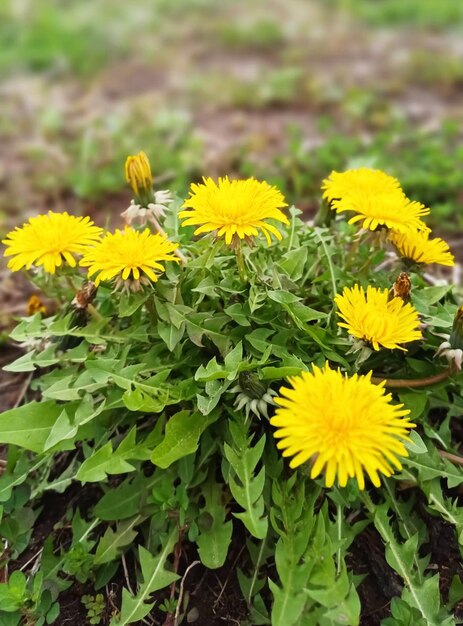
[
  {"left": 80, "top": 227, "right": 179, "bottom": 286},
  {"left": 271, "top": 363, "right": 415, "bottom": 489},
  {"left": 125, "top": 151, "right": 153, "bottom": 199},
  {"left": 322, "top": 168, "right": 430, "bottom": 233},
  {"left": 322, "top": 167, "right": 402, "bottom": 202},
  {"left": 335, "top": 284, "right": 422, "bottom": 351},
  {"left": 179, "top": 177, "right": 289, "bottom": 245},
  {"left": 389, "top": 229, "right": 455, "bottom": 267},
  {"left": 2, "top": 211, "right": 103, "bottom": 274}
]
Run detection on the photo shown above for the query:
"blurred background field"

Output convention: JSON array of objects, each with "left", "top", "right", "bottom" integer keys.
[
  {"left": 2, "top": 2, "right": 463, "bottom": 623},
  {"left": 1, "top": 0, "right": 463, "bottom": 240}
]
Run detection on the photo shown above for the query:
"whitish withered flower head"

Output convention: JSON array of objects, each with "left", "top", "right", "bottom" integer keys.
[{"left": 121, "top": 191, "right": 175, "bottom": 226}]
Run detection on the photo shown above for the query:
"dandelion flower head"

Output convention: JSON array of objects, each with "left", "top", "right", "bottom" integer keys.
[
  {"left": 80, "top": 227, "right": 179, "bottom": 289},
  {"left": 2, "top": 211, "right": 103, "bottom": 274},
  {"left": 335, "top": 284, "right": 422, "bottom": 351},
  {"left": 322, "top": 168, "right": 429, "bottom": 233},
  {"left": 179, "top": 176, "right": 289, "bottom": 245},
  {"left": 322, "top": 167, "right": 402, "bottom": 203},
  {"left": 271, "top": 363, "right": 415, "bottom": 489},
  {"left": 389, "top": 228, "right": 455, "bottom": 267}
]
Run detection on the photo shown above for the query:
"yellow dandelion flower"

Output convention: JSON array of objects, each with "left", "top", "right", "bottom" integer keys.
[
  {"left": 2, "top": 212, "right": 103, "bottom": 274},
  {"left": 125, "top": 151, "right": 153, "bottom": 203},
  {"left": 338, "top": 192, "right": 430, "bottom": 233},
  {"left": 322, "top": 168, "right": 429, "bottom": 233},
  {"left": 271, "top": 363, "right": 415, "bottom": 490},
  {"left": 335, "top": 284, "right": 422, "bottom": 351},
  {"left": 389, "top": 228, "right": 455, "bottom": 267},
  {"left": 179, "top": 176, "right": 289, "bottom": 245},
  {"left": 322, "top": 167, "right": 402, "bottom": 203},
  {"left": 80, "top": 227, "right": 179, "bottom": 288}
]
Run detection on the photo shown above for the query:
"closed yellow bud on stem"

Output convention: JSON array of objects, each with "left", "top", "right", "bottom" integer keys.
[{"left": 125, "top": 151, "right": 153, "bottom": 205}]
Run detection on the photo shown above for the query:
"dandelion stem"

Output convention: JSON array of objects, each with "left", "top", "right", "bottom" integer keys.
[
  {"left": 65, "top": 275, "right": 79, "bottom": 292},
  {"left": 336, "top": 503, "right": 343, "bottom": 575},
  {"left": 87, "top": 304, "right": 103, "bottom": 321},
  {"left": 235, "top": 243, "right": 248, "bottom": 283},
  {"left": 372, "top": 365, "right": 456, "bottom": 388},
  {"left": 287, "top": 208, "right": 297, "bottom": 251},
  {"left": 438, "top": 449, "right": 463, "bottom": 467},
  {"left": 150, "top": 216, "right": 187, "bottom": 264},
  {"left": 313, "top": 227, "right": 336, "bottom": 298}
]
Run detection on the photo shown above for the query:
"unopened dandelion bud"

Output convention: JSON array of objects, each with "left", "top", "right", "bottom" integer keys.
[
  {"left": 238, "top": 371, "right": 268, "bottom": 400},
  {"left": 435, "top": 306, "right": 463, "bottom": 371},
  {"left": 231, "top": 372, "right": 276, "bottom": 419},
  {"left": 125, "top": 151, "right": 153, "bottom": 206},
  {"left": 449, "top": 306, "right": 463, "bottom": 351}
]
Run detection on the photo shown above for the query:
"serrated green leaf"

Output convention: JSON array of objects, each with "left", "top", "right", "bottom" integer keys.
[
  {"left": 224, "top": 428, "right": 268, "bottom": 540},
  {"left": 94, "top": 515, "right": 144, "bottom": 565},
  {"left": 197, "top": 482, "right": 233, "bottom": 569},
  {"left": 157, "top": 320, "right": 185, "bottom": 351},
  {"left": 42, "top": 375, "right": 82, "bottom": 401},
  {"left": 405, "top": 430, "right": 428, "bottom": 455},
  {"left": 373, "top": 503, "right": 443, "bottom": 626},
  {"left": 76, "top": 442, "right": 135, "bottom": 483},
  {"left": 151, "top": 410, "right": 209, "bottom": 468},
  {"left": 118, "top": 293, "right": 148, "bottom": 317},
  {"left": 44, "top": 409, "right": 78, "bottom": 451},
  {"left": 110, "top": 533, "right": 179, "bottom": 625},
  {"left": 2, "top": 351, "right": 36, "bottom": 372},
  {"left": 0, "top": 401, "right": 62, "bottom": 453},
  {"left": 94, "top": 474, "right": 161, "bottom": 521}
]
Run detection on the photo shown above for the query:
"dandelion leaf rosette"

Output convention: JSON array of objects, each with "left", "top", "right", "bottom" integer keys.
[{"left": 0, "top": 163, "right": 461, "bottom": 625}]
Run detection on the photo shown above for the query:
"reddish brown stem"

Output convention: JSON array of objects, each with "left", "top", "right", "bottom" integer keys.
[
  {"left": 163, "top": 526, "right": 186, "bottom": 626},
  {"left": 371, "top": 366, "right": 455, "bottom": 389},
  {"left": 438, "top": 449, "right": 463, "bottom": 467}
]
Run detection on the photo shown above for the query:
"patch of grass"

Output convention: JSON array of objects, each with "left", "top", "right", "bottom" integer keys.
[
  {"left": 0, "top": 1, "right": 122, "bottom": 76},
  {"left": 218, "top": 18, "right": 286, "bottom": 51},
  {"left": 405, "top": 50, "right": 463, "bottom": 92},
  {"left": 335, "top": 0, "right": 463, "bottom": 28},
  {"left": 0, "top": 0, "right": 226, "bottom": 77},
  {"left": 188, "top": 67, "right": 305, "bottom": 109}
]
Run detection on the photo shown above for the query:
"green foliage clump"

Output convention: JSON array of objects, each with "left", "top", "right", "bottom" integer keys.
[{"left": 0, "top": 172, "right": 463, "bottom": 626}]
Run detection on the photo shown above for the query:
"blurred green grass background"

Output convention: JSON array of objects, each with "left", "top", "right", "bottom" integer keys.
[{"left": 1, "top": 0, "right": 463, "bottom": 235}]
